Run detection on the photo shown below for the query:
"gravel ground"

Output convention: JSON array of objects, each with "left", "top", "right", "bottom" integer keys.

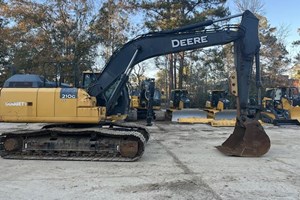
[{"left": 0, "top": 122, "right": 299, "bottom": 200}]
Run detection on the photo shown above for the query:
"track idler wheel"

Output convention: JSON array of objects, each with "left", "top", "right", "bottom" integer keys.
[
  {"left": 119, "top": 141, "right": 139, "bottom": 158},
  {"left": 216, "top": 118, "right": 271, "bottom": 157},
  {"left": 3, "top": 137, "right": 23, "bottom": 152}
]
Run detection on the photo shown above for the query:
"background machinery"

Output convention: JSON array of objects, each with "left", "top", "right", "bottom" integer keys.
[
  {"left": 0, "top": 10, "right": 270, "bottom": 160},
  {"left": 261, "top": 87, "right": 300, "bottom": 125},
  {"left": 167, "top": 89, "right": 203, "bottom": 122},
  {"left": 169, "top": 89, "right": 213, "bottom": 123},
  {"left": 169, "top": 89, "right": 191, "bottom": 110},
  {"left": 128, "top": 78, "right": 165, "bottom": 121},
  {"left": 204, "top": 89, "right": 237, "bottom": 126},
  {"left": 205, "top": 90, "right": 230, "bottom": 110}
]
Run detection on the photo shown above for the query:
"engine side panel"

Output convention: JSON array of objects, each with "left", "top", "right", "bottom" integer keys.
[{"left": 0, "top": 88, "right": 105, "bottom": 123}]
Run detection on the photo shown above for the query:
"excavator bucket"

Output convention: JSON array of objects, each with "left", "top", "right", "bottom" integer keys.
[{"left": 216, "top": 119, "right": 271, "bottom": 157}]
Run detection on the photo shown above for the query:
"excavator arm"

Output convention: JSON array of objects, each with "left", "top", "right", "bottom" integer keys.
[
  {"left": 88, "top": 30, "right": 239, "bottom": 97},
  {"left": 88, "top": 10, "right": 270, "bottom": 157},
  {"left": 89, "top": 11, "right": 258, "bottom": 114}
]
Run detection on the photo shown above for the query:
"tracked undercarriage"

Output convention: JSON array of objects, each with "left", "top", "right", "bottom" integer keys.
[{"left": 0, "top": 122, "right": 149, "bottom": 162}]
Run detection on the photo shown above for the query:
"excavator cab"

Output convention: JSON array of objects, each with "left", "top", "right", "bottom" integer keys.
[{"left": 81, "top": 70, "right": 100, "bottom": 89}]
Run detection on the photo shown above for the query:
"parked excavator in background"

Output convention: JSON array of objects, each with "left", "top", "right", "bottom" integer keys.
[
  {"left": 128, "top": 78, "right": 165, "bottom": 121},
  {"left": 260, "top": 87, "right": 300, "bottom": 125},
  {"left": 0, "top": 10, "right": 270, "bottom": 160}
]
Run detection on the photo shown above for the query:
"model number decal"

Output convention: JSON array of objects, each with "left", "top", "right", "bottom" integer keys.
[
  {"left": 60, "top": 88, "right": 78, "bottom": 99},
  {"left": 61, "top": 94, "right": 76, "bottom": 99}
]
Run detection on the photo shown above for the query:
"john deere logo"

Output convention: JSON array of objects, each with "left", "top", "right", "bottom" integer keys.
[{"left": 171, "top": 36, "right": 208, "bottom": 48}]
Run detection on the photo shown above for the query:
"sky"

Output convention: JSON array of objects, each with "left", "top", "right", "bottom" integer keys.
[
  {"left": 227, "top": 0, "right": 300, "bottom": 58},
  {"left": 263, "top": 0, "right": 300, "bottom": 57}
]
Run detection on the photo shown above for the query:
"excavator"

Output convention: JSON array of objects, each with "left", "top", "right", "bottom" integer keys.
[
  {"left": 128, "top": 78, "right": 165, "bottom": 121},
  {"left": 0, "top": 10, "right": 270, "bottom": 161},
  {"left": 260, "top": 87, "right": 300, "bottom": 125}
]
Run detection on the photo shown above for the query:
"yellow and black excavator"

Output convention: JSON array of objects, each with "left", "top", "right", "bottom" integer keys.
[
  {"left": 0, "top": 10, "right": 270, "bottom": 160},
  {"left": 128, "top": 78, "right": 165, "bottom": 121},
  {"left": 260, "top": 87, "right": 300, "bottom": 125}
]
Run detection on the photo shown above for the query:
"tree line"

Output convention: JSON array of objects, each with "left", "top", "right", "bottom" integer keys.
[{"left": 0, "top": 0, "right": 299, "bottom": 107}]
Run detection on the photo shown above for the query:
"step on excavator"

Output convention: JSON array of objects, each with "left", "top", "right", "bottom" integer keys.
[
  {"left": 260, "top": 87, "right": 300, "bottom": 125},
  {"left": 0, "top": 10, "right": 270, "bottom": 160}
]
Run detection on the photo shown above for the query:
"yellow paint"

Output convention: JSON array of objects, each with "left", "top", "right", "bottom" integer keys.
[
  {"left": 262, "top": 97, "right": 300, "bottom": 122},
  {"left": 210, "top": 119, "right": 236, "bottom": 127},
  {"left": 130, "top": 96, "right": 139, "bottom": 108},
  {"left": 0, "top": 88, "right": 106, "bottom": 124},
  {"left": 177, "top": 117, "right": 213, "bottom": 124},
  {"left": 229, "top": 72, "right": 238, "bottom": 96}
]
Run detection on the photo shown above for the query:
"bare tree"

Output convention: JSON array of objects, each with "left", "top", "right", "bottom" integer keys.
[
  {"left": 233, "top": 0, "right": 290, "bottom": 89},
  {"left": 134, "top": 0, "right": 230, "bottom": 107},
  {"left": 234, "top": 0, "right": 265, "bottom": 15},
  {"left": 131, "top": 63, "right": 147, "bottom": 87},
  {"left": 91, "top": 0, "right": 133, "bottom": 63}
]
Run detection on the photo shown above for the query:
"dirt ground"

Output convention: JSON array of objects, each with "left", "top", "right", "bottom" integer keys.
[{"left": 0, "top": 122, "right": 299, "bottom": 200}]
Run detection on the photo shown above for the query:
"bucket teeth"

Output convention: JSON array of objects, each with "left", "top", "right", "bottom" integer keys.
[{"left": 216, "top": 118, "right": 270, "bottom": 157}]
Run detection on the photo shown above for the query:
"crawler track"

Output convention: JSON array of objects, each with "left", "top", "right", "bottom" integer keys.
[{"left": 0, "top": 122, "right": 149, "bottom": 162}]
